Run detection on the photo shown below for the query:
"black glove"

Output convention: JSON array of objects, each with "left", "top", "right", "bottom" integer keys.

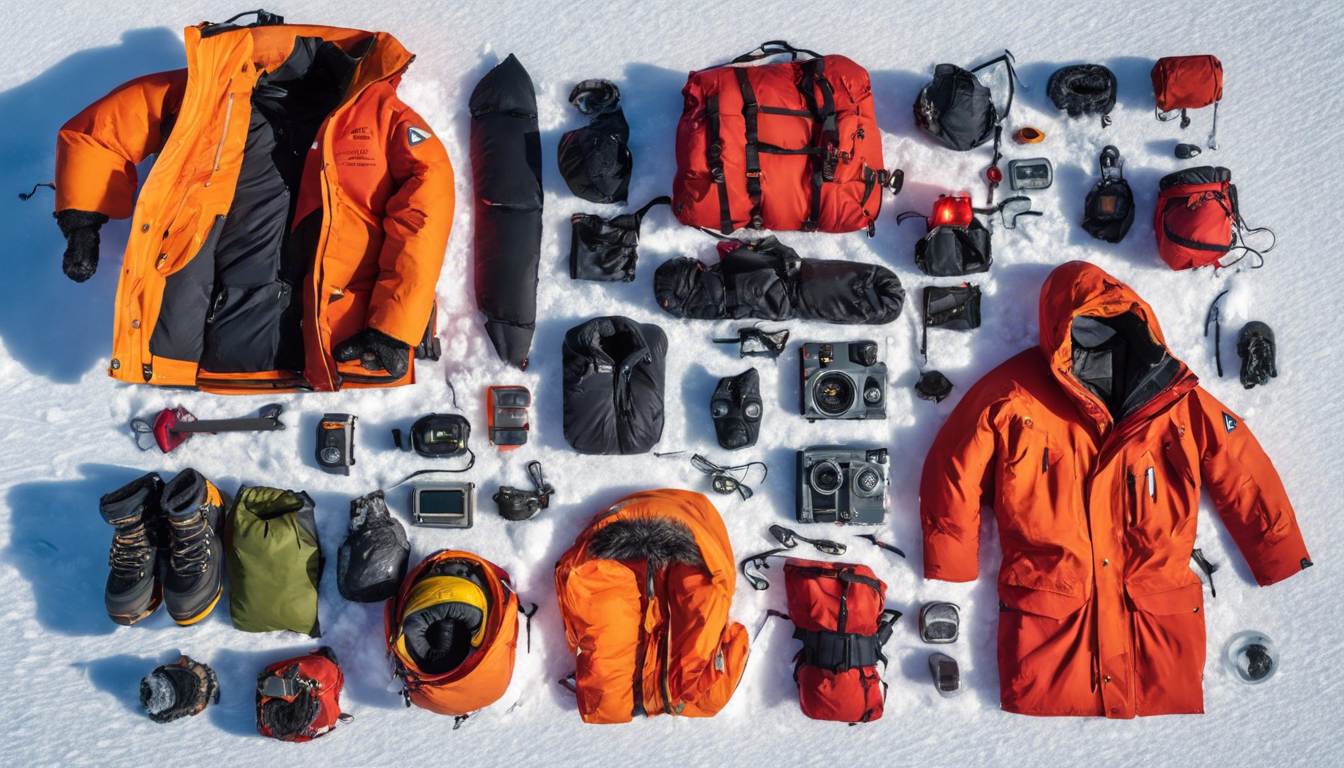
[
  {"left": 54, "top": 209, "right": 109, "bottom": 283},
  {"left": 332, "top": 328, "right": 411, "bottom": 378},
  {"left": 1237, "top": 321, "right": 1277, "bottom": 390}
]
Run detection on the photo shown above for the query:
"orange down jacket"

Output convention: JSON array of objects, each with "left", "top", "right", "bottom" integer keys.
[
  {"left": 55, "top": 18, "right": 453, "bottom": 392},
  {"left": 920, "top": 261, "right": 1311, "bottom": 718},
  {"left": 554, "top": 490, "right": 749, "bottom": 723}
]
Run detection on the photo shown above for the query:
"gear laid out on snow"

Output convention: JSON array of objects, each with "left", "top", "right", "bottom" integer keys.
[
  {"left": 130, "top": 404, "right": 285, "bottom": 453},
  {"left": 54, "top": 15, "right": 452, "bottom": 392},
  {"left": 1204, "top": 289, "right": 1229, "bottom": 377},
  {"left": 855, "top": 533, "right": 906, "bottom": 559},
  {"left": 921, "top": 284, "right": 982, "bottom": 360},
  {"left": 978, "top": 196, "right": 1041, "bottom": 230},
  {"left": 897, "top": 195, "right": 993, "bottom": 276},
  {"left": 555, "top": 490, "right": 749, "bottom": 723},
  {"left": 1155, "top": 166, "right": 1275, "bottom": 270},
  {"left": 1047, "top": 64, "right": 1117, "bottom": 127},
  {"left": 141, "top": 655, "right": 220, "bottom": 724},
  {"left": 655, "top": 236, "right": 905, "bottom": 324},
  {"left": 914, "top": 50, "right": 1022, "bottom": 202},
  {"left": 929, "top": 653, "right": 962, "bottom": 697},
  {"left": 1224, "top": 631, "right": 1278, "bottom": 685},
  {"left": 386, "top": 550, "right": 522, "bottom": 717},
  {"left": 227, "top": 486, "right": 322, "bottom": 637},
  {"left": 919, "top": 602, "right": 961, "bottom": 644},
  {"left": 1237, "top": 321, "right": 1278, "bottom": 389},
  {"left": 672, "top": 41, "right": 900, "bottom": 235},
  {"left": 1152, "top": 55, "right": 1223, "bottom": 148},
  {"left": 1176, "top": 142, "right": 1203, "bottom": 159},
  {"left": 711, "top": 368, "right": 763, "bottom": 450},
  {"left": 557, "top": 79, "right": 632, "bottom": 204},
  {"left": 712, "top": 325, "right": 790, "bottom": 359},
  {"left": 1007, "top": 158, "right": 1052, "bottom": 190},
  {"left": 256, "top": 647, "right": 351, "bottom": 742},
  {"left": 769, "top": 524, "right": 846, "bottom": 555},
  {"left": 562, "top": 316, "right": 668, "bottom": 454},
  {"left": 315, "top": 413, "right": 356, "bottom": 475},
  {"left": 487, "top": 386, "right": 531, "bottom": 449},
  {"left": 100, "top": 473, "right": 166, "bottom": 626},
  {"left": 685, "top": 453, "right": 768, "bottom": 500},
  {"left": 337, "top": 490, "right": 410, "bottom": 603},
  {"left": 471, "top": 54, "right": 543, "bottom": 369},
  {"left": 492, "top": 460, "right": 554, "bottom": 521},
  {"left": 1082, "top": 145, "right": 1135, "bottom": 243},
  {"left": 569, "top": 196, "right": 670, "bottom": 282},
  {"left": 391, "top": 414, "right": 475, "bottom": 470},
  {"left": 915, "top": 370, "right": 955, "bottom": 403},
  {"left": 920, "top": 261, "right": 1312, "bottom": 718},
  {"left": 1012, "top": 126, "right": 1044, "bottom": 144}
]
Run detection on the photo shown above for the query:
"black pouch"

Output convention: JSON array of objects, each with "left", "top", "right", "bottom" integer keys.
[
  {"left": 913, "top": 219, "right": 992, "bottom": 277},
  {"left": 570, "top": 196, "right": 670, "bottom": 281},
  {"left": 922, "top": 284, "right": 982, "bottom": 358},
  {"left": 557, "top": 80, "right": 631, "bottom": 204},
  {"left": 492, "top": 461, "right": 554, "bottom": 521},
  {"left": 1082, "top": 146, "right": 1134, "bottom": 243}
]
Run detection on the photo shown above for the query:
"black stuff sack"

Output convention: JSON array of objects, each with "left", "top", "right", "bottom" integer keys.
[
  {"left": 557, "top": 79, "right": 631, "bottom": 204},
  {"left": 570, "top": 197, "right": 670, "bottom": 282},
  {"left": 337, "top": 491, "right": 410, "bottom": 603},
  {"left": 1082, "top": 146, "right": 1134, "bottom": 244},
  {"left": 921, "top": 284, "right": 982, "bottom": 359},
  {"left": 913, "top": 52, "right": 1019, "bottom": 152}
]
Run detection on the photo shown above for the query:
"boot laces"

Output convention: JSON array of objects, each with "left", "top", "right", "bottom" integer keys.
[
  {"left": 109, "top": 523, "right": 153, "bottom": 577},
  {"left": 170, "top": 507, "right": 213, "bottom": 575}
]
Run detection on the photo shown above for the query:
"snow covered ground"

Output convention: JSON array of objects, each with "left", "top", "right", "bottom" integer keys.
[{"left": 2, "top": 1, "right": 1342, "bottom": 765}]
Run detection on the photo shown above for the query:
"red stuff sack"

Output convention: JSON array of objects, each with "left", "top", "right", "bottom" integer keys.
[
  {"left": 1154, "top": 166, "right": 1274, "bottom": 270},
  {"left": 256, "top": 648, "right": 350, "bottom": 742},
  {"left": 673, "top": 41, "right": 896, "bottom": 235},
  {"left": 782, "top": 559, "right": 900, "bottom": 723},
  {"left": 1152, "top": 55, "right": 1223, "bottom": 112}
]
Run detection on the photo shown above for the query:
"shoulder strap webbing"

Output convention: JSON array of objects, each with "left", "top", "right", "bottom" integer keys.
[
  {"left": 733, "top": 68, "right": 765, "bottom": 229},
  {"left": 969, "top": 50, "right": 1021, "bottom": 122},
  {"left": 731, "top": 40, "right": 821, "bottom": 64},
  {"left": 798, "top": 58, "right": 838, "bottom": 231},
  {"left": 705, "top": 96, "right": 733, "bottom": 234}
]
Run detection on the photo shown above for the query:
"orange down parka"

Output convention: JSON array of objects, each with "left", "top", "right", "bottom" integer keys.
[
  {"left": 920, "top": 261, "right": 1311, "bottom": 718},
  {"left": 55, "top": 19, "right": 453, "bottom": 392}
]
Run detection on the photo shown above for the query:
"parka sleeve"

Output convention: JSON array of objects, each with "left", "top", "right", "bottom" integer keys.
[
  {"left": 55, "top": 69, "right": 188, "bottom": 218},
  {"left": 920, "top": 382, "right": 1003, "bottom": 582},
  {"left": 1192, "top": 389, "right": 1311, "bottom": 586},
  {"left": 365, "top": 106, "right": 455, "bottom": 346}
]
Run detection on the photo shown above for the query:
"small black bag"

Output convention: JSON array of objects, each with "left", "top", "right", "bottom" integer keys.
[
  {"left": 1082, "top": 146, "right": 1134, "bottom": 243},
  {"left": 1047, "top": 64, "right": 1117, "bottom": 127},
  {"left": 570, "top": 197, "right": 670, "bottom": 282},
  {"left": 914, "top": 52, "right": 1018, "bottom": 152},
  {"left": 557, "top": 79, "right": 631, "bottom": 204},
  {"left": 915, "top": 219, "right": 992, "bottom": 277},
  {"left": 337, "top": 491, "right": 410, "bottom": 603},
  {"left": 922, "top": 284, "right": 982, "bottom": 358}
]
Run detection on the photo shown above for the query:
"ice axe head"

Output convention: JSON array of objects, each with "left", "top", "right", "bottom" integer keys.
[{"left": 129, "top": 406, "right": 197, "bottom": 453}]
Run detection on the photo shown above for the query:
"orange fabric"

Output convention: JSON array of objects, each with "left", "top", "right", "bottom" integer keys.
[
  {"left": 554, "top": 490, "right": 749, "bottom": 724},
  {"left": 1151, "top": 55, "right": 1223, "bottom": 112},
  {"left": 921, "top": 261, "right": 1311, "bottom": 718},
  {"left": 54, "top": 22, "right": 453, "bottom": 392},
  {"left": 1154, "top": 178, "right": 1235, "bottom": 270},
  {"left": 256, "top": 650, "right": 345, "bottom": 742},
  {"left": 385, "top": 550, "right": 519, "bottom": 717}
]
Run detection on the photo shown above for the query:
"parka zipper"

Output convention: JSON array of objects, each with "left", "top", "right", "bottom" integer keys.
[
  {"left": 212, "top": 93, "right": 235, "bottom": 172},
  {"left": 1127, "top": 471, "right": 1137, "bottom": 527}
]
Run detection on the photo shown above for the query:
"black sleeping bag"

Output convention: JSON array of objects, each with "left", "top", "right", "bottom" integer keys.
[
  {"left": 562, "top": 317, "right": 667, "bottom": 455},
  {"left": 470, "top": 54, "right": 543, "bottom": 369},
  {"left": 654, "top": 237, "right": 905, "bottom": 324}
]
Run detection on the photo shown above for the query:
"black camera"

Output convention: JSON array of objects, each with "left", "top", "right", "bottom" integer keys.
[
  {"left": 800, "top": 342, "right": 887, "bottom": 421},
  {"left": 796, "top": 446, "right": 888, "bottom": 525}
]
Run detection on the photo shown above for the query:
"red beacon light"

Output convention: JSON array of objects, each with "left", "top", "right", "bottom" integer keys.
[{"left": 929, "top": 194, "right": 974, "bottom": 230}]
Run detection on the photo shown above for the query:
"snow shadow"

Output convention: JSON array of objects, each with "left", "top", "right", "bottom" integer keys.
[
  {"left": 0, "top": 27, "right": 185, "bottom": 383},
  {"left": 75, "top": 652, "right": 169, "bottom": 715}
]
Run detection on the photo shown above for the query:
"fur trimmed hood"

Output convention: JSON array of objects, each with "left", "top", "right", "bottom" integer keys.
[{"left": 587, "top": 516, "right": 704, "bottom": 569}]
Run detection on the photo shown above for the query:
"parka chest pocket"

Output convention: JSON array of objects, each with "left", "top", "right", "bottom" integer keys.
[{"left": 997, "top": 414, "right": 1069, "bottom": 538}]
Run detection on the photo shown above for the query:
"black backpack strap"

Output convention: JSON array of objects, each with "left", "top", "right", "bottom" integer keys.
[
  {"left": 731, "top": 40, "right": 821, "bottom": 64},
  {"left": 797, "top": 58, "right": 838, "bottom": 230},
  {"left": 733, "top": 68, "right": 765, "bottom": 229},
  {"left": 970, "top": 50, "right": 1021, "bottom": 120},
  {"left": 705, "top": 96, "right": 733, "bottom": 234},
  {"left": 633, "top": 196, "right": 672, "bottom": 223}
]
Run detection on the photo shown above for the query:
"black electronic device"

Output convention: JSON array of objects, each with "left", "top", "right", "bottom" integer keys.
[
  {"left": 710, "top": 369, "right": 763, "bottom": 450},
  {"left": 796, "top": 446, "right": 888, "bottom": 525},
  {"left": 410, "top": 483, "right": 475, "bottom": 529},
  {"left": 316, "top": 413, "right": 356, "bottom": 475},
  {"left": 393, "top": 414, "right": 475, "bottom": 471},
  {"left": 1007, "top": 157, "right": 1053, "bottom": 190},
  {"left": 799, "top": 342, "right": 887, "bottom": 422}
]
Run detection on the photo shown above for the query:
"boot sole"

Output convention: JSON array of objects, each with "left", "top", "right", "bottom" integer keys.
[
  {"left": 171, "top": 585, "right": 222, "bottom": 626},
  {"left": 109, "top": 583, "right": 162, "bottom": 626}
]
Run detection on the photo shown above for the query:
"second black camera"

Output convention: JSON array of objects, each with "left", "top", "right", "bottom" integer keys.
[{"left": 800, "top": 342, "right": 887, "bottom": 421}]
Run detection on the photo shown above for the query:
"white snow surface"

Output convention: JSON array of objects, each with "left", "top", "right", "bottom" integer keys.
[{"left": 2, "top": 1, "right": 1343, "bottom": 766}]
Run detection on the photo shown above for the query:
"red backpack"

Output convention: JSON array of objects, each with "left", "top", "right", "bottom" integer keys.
[
  {"left": 673, "top": 41, "right": 899, "bottom": 235},
  {"left": 782, "top": 559, "right": 900, "bottom": 723},
  {"left": 1154, "top": 166, "right": 1274, "bottom": 270},
  {"left": 256, "top": 648, "right": 350, "bottom": 742}
]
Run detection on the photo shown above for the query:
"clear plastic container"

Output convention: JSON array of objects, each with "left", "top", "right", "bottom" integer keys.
[{"left": 1223, "top": 630, "right": 1278, "bottom": 685}]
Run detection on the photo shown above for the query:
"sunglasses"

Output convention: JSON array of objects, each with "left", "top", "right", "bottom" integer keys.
[{"left": 739, "top": 526, "right": 849, "bottom": 590}]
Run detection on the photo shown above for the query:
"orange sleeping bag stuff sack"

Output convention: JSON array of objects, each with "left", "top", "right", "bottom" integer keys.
[
  {"left": 673, "top": 41, "right": 893, "bottom": 235},
  {"left": 385, "top": 550, "right": 520, "bottom": 717},
  {"left": 783, "top": 559, "right": 900, "bottom": 723},
  {"left": 555, "top": 489, "right": 749, "bottom": 724}
]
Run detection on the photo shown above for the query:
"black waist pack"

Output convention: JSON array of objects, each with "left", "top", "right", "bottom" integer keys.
[
  {"left": 570, "top": 197, "right": 670, "bottom": 282},
  {"left": 921, "top": 284, "right": 982, "bottom": 358},
  {"left": 1082, "top": 146, "right": 1134, "bottom": 243},
  {"left": 915, "top": 219, "right": 992, "bottom": 277}
]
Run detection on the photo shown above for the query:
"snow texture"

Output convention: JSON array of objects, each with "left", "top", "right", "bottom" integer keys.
[{"left": 1, "top": 1, "right": 1342, "bottom": 766}]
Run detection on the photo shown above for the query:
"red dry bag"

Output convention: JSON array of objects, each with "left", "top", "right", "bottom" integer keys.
[{"left": 782, "top": 559, "right": 900, "bottom": 723}]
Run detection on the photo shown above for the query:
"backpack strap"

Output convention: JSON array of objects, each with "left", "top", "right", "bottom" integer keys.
[
  {"left": 733, "top": 68, "right": 765, "bottom": 229},
  {"left": 705, "top": 97, "right": 732, "bottom": 234},
  {"left": 797, "top": 58, "right": 838, "bottom": 230},
  {"left": 731, "top": 40, "right": 821, "bottom": 64},
  {"left": 969, "top": 50, "right": 1022, "bottom": 121}
]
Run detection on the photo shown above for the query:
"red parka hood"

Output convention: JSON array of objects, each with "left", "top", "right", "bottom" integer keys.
[{"left": 1038, "top": 260, "right": 1172, "bottom": 363}]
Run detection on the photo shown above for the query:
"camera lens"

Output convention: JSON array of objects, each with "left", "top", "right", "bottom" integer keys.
[
  {"left": 743, "top": 401, "right": 762, "bottom": 420},
  {"left": 852, "top": 466, "right": 883, "bottom": 497},
  {"left": 812, "top": 371, "right": 856, "bottom": 416},
  {"left": 810, "top": 460, "right": 843, "bottom": 495},
  {"left": 711, "top": 401, "right": 729, "bottom": 418},
  {"left": 854, "top": 342, "right": 878, "bottom": 367},
  {"left": 863, "top": 385, "right": 882, "bottom": 404}
]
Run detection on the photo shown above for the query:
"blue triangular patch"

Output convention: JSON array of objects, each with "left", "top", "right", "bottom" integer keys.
[
  {"left": 1223, "top": 412, "right": 1238, "bottom": 433},
  {"left": 408, "top": 126, "right": 432, "bottom": 147}
]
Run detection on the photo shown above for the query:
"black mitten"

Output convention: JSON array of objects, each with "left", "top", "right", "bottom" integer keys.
[
  {"left": 1237, "top": 321, "right": 1277, "bottom": 390},
  {"left": 54, "top": 209, "right": 109, "bottom": 283},
  {"left": 332, "top": 328, "right": 411, "bottom": 378}
]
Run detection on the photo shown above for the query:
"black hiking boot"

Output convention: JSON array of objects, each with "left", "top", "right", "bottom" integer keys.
[
  {"left": 161, "top": 469, "right": 227, "bottom": 625},
  {"left": 100, "top": 473, "right": 164, "bottom": 625}
]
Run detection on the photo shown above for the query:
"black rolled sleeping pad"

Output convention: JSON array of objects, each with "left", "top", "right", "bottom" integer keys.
[
  {"left": 470, "top": 54, "right": 543, "bottom": 369},
  {"left": 653, "top": 236, "right": 905, "bottom": 324}
]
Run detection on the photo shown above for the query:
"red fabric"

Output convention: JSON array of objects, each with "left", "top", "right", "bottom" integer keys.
[
  {"left": 1151, "top": 56, "right": 1223, "bottom": 111},
  {"left": 1155, "top": 178, "right": 1235, "bottom": 270},
  {"left": 673, "top": 54, "right": 886, "bottom": 233},
  {"left": 256, "top": 651, "right": 345, "bottom": 742},
  {"left": 920, "top": 261, "right": 1311, "bottom": 718},
  {"left": 783, "top": 559, "right": 888, "bottom": 723}
]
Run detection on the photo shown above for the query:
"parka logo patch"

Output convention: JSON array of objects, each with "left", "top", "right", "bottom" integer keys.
[
  {"left": 408, "top": 126, "right": 432, "bottom": 147},
  {"left": 349, "top": 126, "right": 373, "bottom": 141},
  {"left": 1223, "top": 412, "right": 1238, "bottom": 433}
]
